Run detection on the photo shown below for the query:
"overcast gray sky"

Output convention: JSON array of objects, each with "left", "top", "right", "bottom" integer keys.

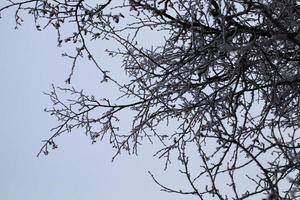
[{"left": 0, "top": 8, "right": 197, "bottom": 200}]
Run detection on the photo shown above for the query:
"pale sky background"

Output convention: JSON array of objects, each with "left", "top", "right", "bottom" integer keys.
[
  {"left": 0, "top": 2, "right": 275, "bottom": 199},
  {"left": 0, "top": 6, "right": 197, "bottom": 200}
]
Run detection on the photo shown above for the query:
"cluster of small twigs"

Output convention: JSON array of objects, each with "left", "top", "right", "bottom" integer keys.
[{"left": 2, "top": 0, "right": 300, "bottom": 199}]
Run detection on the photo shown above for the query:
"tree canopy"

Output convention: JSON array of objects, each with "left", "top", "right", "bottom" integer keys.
[{"left": 2, "top": 0, "right": 300, "bottom": 199}]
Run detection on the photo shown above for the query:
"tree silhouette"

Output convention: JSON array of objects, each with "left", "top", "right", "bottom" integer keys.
[{"left": 2, "top": 0, "right": 300, "bottom": 199}]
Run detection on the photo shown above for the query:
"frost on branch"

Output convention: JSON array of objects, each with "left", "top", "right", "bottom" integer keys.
[{"left": 2, "top": 0, "right": 300, "bottom": 199}]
